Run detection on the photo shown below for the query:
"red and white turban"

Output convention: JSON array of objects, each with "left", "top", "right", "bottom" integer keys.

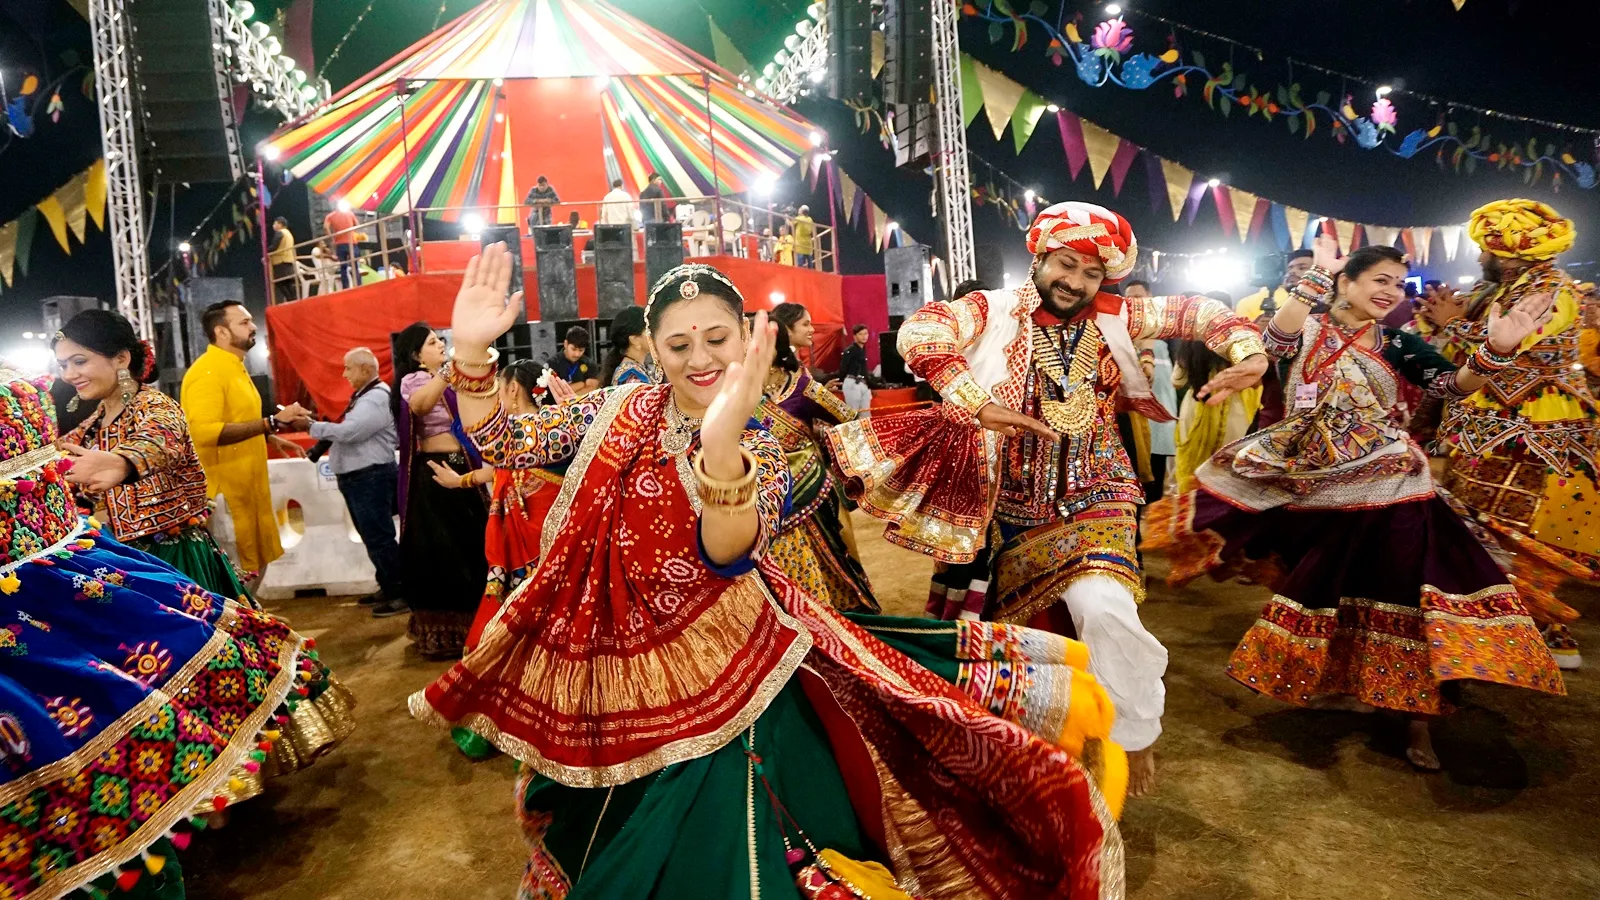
[{"left": 1026, "top": 201, "right": 1138, "bottom": 284}]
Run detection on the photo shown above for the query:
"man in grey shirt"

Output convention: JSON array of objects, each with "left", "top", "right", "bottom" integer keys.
[{"left": 304, "top": 347, "right": 406, "bottom": 617}]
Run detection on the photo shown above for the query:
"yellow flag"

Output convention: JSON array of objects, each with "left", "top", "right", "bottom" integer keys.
[
  {"left": 85, "top": 159, "right": 108, "bottom": 230},
  {"left": 0, "top": 219, "right": 17, "bottom": 286},
  {"left": 36, "top": 195, "right": 71, "bottom": 252},
  {"left": 1159, "top": 157, "right": 1193, "bottom": 222},
  {"left": 1333, "top": 219, "right": 1356, "bottom": 254},
  {"left": 1080, "top": 118, "right": 1120, "bottom": 190},
  {"left": 60, "top": 171, "right": 89, "bottom": 243},
  {"left": 1283, "top": 207, "right": 1310, "bottom": 249},
  {"left": 1229, "top": 188, "right": 1259, "bottom": 243},
  {"left": 839, "top": 173, "right": 858, "bottom": 223},
  {"left": 969, "top": 59, "right": 1026, "bottom": 142}
]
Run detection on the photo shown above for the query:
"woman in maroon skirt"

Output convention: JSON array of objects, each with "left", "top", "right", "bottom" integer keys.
[{"left": 1143, "top": 235, "right": 1564, "bottom": 770}]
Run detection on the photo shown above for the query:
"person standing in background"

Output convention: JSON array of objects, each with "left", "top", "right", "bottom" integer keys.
[
  {"left": 307, "top": 347, "right": 405, "bottom": 617},
  {"left": 638, "top": 171, "right": 667, "bottom": 223},
  {"left": 836, "top": 323, "right": 873, "bottom": 411},
  {"left": 181, "top": 300, "right": 308, "bottom": 586},
  {"left": 269, "top": 217, "right": 297, "bottom": 302},
  {"left": 1122, "top": 280, "right": 1176, "bottom": 500},
  {"left": 549, "top": 326, "right": 600, "bottom": 393},
  {"left": 793, "top": 205, "right": 816, "bottom": 268},
  {"left": 775, "top": 224, "right": 794, "bottom": 265},
  {"left": 323, "top": 200, "right": 359, "bottom": 289},
  {"left": 524, "top": 175, "right": 560, "bottom": 229},
  {"left": 598, "top": 178, "right": 633, "bottom": 226}
]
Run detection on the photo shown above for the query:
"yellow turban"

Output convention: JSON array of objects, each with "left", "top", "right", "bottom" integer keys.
[{"left": 1468, "top": 199, "right": 1576, "bottom": 261}]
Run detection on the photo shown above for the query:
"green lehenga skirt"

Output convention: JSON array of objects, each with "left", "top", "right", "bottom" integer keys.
[{"left": 126, "top": 525, "right": 254, "bottom": 607}]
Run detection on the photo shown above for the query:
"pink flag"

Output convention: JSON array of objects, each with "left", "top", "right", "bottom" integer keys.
[
  {"left": 1247, "top": 198, "right": 1270, "bottom": 242},
  {"left": 1057, "top": 111, "right": 1089, "bottom": 182},
  {"left": 1143, "top": 153, "right": 1167, "bottom": 214},
  {"left": 1211, "top": 185, "right": 1235, "bottom": 237},
  {"left": 1108, "top": 140, "right": 1140, "bottom": 197}
]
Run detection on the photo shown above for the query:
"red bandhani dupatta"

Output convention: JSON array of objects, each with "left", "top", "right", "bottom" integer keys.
[{"left": 411, "top": 384, "right": 812, "bottom": 786}]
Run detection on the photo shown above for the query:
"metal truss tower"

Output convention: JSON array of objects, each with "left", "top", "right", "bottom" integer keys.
[{"left": 88, "top": 0, "right": 154, "bottom": 338}]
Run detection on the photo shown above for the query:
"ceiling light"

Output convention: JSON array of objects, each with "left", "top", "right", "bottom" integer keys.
[
  {"left": 250, "top": 21, "right": 269, "bottom": 38},
  {"left": 763, "top": 62, "right": 777, "bottom": 77},
  {"left": 797, "top": 20, "right": 813, "bottom": 36},
  {"left": 1046, "top": 103, "right": 1060, "bottom": 113},
  {"left": 807, "top": 2, "right": 822, "bottom": 18},
  {"left": 1023, "top": 189, "right": 1035, "bottom": 201},
  {"left": 1375, "top": 84, "right": 1393, "bottom": 97},
  {"left": 784, "top": 35, "right": 802, "bottom": 52},
  {"left": 260, "top": 144, "right": 280, "bottom": 160},
  {"left": 462, "top": 213, "right": 485, "bottom": 234},
  {"left": 809, "top": 67, "right": 826, "bottom": 83},
  {"left": 1104, "top": 3, "right": 1122, "bottom": 15},
  {"left": 178, "top": 241, "right": 192, "bottom": 253},
  {"left": 809, "top": 130, "right": 824, "bottom": 146},
  {"left": 1206, "top": 177, "right": 1221, "bottom": 187},
  {"left": 234, "top": 0, "right": 254, "bottom": 18}
]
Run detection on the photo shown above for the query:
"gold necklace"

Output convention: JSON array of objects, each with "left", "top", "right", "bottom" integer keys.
[
  {"left": 1031, "top": 320, "right": 1102, "bottom": 438},
  {"left": 661, "top": 396, "right": 703, "bottom": 456}
]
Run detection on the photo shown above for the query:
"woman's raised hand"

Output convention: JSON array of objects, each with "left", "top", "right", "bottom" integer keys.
[
  {"left": 451, "top": 242, "right": 524, "bottom": 351},
  {"left": 701, "top": 310, "right": 777, "bottom": 464}
]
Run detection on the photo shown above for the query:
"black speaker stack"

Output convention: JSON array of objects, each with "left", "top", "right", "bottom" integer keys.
[
  {"left": 884, "top": 0, "right": 934, "bottom": 106},
  {"left": 594, "top": 224, "right": 636, "bottom": 318},
  {"left": 643, "top": 222, "right": 685, "bottom": 295},
  {"left": 884, "top": 243, "right": 932, "bottom": 317},
  {"left": 127, "top": 0, "right": 243, "bottom": 182},
  {"left": 480, "top": 225, "right": 526, "bottom": 303},
  {"left": 532, "top": 225, "right": 578, "bottom": 321},
  {"left": 828, "top": 0, "right": 874, "bottom": 104}
]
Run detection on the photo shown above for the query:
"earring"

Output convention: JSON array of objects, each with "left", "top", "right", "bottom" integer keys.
[
  {"left": 116, "top": 367, "right": 136, "bottom": 404},
  {"left": 66, "top": 395, "right": 80, "bottom": 412}
]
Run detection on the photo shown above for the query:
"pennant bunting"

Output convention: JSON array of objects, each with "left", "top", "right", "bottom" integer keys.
[
  {"left": 1057, "top": 111, "right": 1089, "bottom": 181},
  {"left": 1333, "top": 219, "right": 1356, "bottom": 254},
  {"left": 1210, "top": 185, "right": 1235, "bottom": 237},
  {"left": 1268, "top": 203, "right": 1291, "bottom": 250},
  {"left": 1081, "top": 118, "right": 1121, "bottom": 190},
  {"left": 1182, "top": 176, "right": 1207, "bottom": 224},
  {"left": 35, "top": 194, "right": 70, "bottom": 252},
  {"left": 1373, "top": 226, "right": 1402, "bottom": 248},
  {"left": 970, "top": 58, "right": 1026, "bottom": 142},
  {"left": 0, "top": 219, "right": 17, "bottom": 287},
  {"left": 85, "top": 159, "right": 107, "bottom": 230},
  {"left": 871, "top": 202, "right": 889, "bottom": 252},
  {"left": 1351, "top": 224, "right": 1367, "bottom": 251},
  {"left": 1160, "top": 158, "right": 1193, "bottom": 222},
  {"left": 839, "top": 173, "right": 858, "bottom": 223},
  {"left": 1439, "top": 224, "right": 1463, "bottom": 261},
  {"left": 1399, "top": 228, "right": 1417, "bottom": 260},
  {"left": 61, "top": 172, "right": 89, "bottom": 243},
  {"left": 1108, "top": 140, "right": 1140, "bottom": 196},
  {"left": 1247, "top": 197, "right": 1270, "bottom": 243},
  {"left": 960, "top": 54, "right": 983, "bottom": 129},
  {"left": 1228, "top": 187, "right": 1259, "bottom": 243},
  {"left": 871, "top": 30, "right": 885, "bottom": 78},
  {"left": 1282, "top": 207, "right": 1310, "bottom": 249},
  {"left": 13, "top": 209, "right": 37, "bottom": 279},
  {"left": 1011, "top": 89, "right": 1048, "bottom": 154},
  {"left": 1143, "top": 153, "right": 1168, "bottom": 215},
  {"left": 708, "top": 16, "right": 754, "bottom": 79},
  {"left": 1414, "top": 226, "right": 1434, "bottom": 265}
]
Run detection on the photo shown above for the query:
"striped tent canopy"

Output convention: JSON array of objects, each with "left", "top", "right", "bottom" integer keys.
[{"left": 263, "top": 0, "right": 816, "bottom": 221}]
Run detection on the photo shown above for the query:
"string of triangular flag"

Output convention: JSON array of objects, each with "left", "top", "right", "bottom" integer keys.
[
  {"left": 961, "top": 54, "right": 1478, "bottom": 265},
  {"left": 805, "top": 150, "right": 913, "bottom": 254},
  {"left": 0, "top": 158, "right": 107, "bottom": 292}
]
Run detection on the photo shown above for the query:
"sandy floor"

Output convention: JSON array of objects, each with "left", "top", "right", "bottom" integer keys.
[{"left": 184, "top": 512, "right": 1600, "bottom": 899}]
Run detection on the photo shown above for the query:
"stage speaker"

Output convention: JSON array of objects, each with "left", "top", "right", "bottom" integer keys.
[
  {"left": 1252, "top": 253, "right": 1284, "bottom": 290},
  {"left": 40, "top": 296, "right": 109, "bottom": 336},
  {"left": 481, "top": 225, "right": 526, "bottom": 304},
  {"left": 127, "top": 0, "right": 243, "bottom": 182},
  {"left": 885, "top": 243, "right": 932, "bottom": 317},
  {"left": 884, "top": 0, "right": 934, "bottom": 106},
  {"left": 828, "top": 0, "right": 874, "bottom": 104},
  {"left": 644, "top": 222, "right": 685, "bottom": 294},
  {"left": 878, "top": 331, "right": 909, "bottom": 385},
  {"left": 594, "top": 224, "right": 636, "bottom": 318},
  {"left": 533, "top": 225, "right": 577, "bottom": 321},
  {"left": 494, "top": 322, "right": 535, "bottom": 361}
]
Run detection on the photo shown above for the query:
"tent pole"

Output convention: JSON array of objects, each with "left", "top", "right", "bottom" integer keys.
[
  {"left": 397, "top": 79, "right": 418, "bottom": 228},
  {"left": 704, "top": 72, "right": 724, "bottom": 257}
]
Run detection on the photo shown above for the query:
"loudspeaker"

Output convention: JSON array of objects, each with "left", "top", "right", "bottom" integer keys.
[
  {"left": 594, "top": 224, "right": 636, "bottom": 318},
  {"left": 828, "top": 0, "right": 874, "bottom": 104},
  {"left": 40, "top": 296, "right": 109, "bottom": 336},
  {"left": 526, "top": 321, "right": 559, "bottom": 365},
  {"left": 481, "top": 225, "right": 526, "bottom": 304},
  {"left": 878, "top": 331, "right": 909, "bottom": 385},
  {"left": 494, "top": 322, "right": 535, "bottom": 361},
  {"left": 533, "top": 225, "right": 577, "bottom": 321},
  {"left": 885, "top": 244, "right": 932, "bottom": 316},
  {"left": 127, "top": 0, "right": 243, "bottom": 182},
  {"left": 884, "top": 0, "right": 934, "bottom": 106},
  {"left": 644, "top": 222, "right": 685, "bottom": 293}
]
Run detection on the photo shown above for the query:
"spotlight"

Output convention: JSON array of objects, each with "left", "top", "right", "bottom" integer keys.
[
  {"left": 250, "top": 21, "right": 269, "bottom": 38},
  {"left": 234, "top": 0, "right": 254, "bottom": 18},
  {"left": 1024, "top": 189, "right": 1035, "bottom": 201},
  {"left": 1104, "top": 3, "right": 1121, "bottom": 15},
  {"left": 279, "top": 55, "right": 295, "bottom": 71},
  {"left": 263, "top": 36, "right": 281, "bottom": 55},
  {"left": 1375, "top": 84, "right": 1393, "bottom": 97},
  {"left": 807, "top": 2, "right": 822, "bottom": 18},
  {"left": 300, "top": 85, "right": 318, "bottom": 101},
  {"left": 775, "top": 50, "right": 790, "bottom": 65},
  {"left": 784, "top": 35, "right": 802, "bottom": 52},
  {"left": 797, "top": 20, "right": 813, "bottom": 37},
  {"left": 1187, "top": 255, "right": 1249, "bottom": 292},
  {"left": 22, "top": 332, "right": 34, "bottom": 340},
  {"left": 1046, "top": 103, "right": 1060, "bottom": 113},
  {"left": 886, "top": 220, "right": 899, "bottom": 231},
  {"left": 763, "top": 62, "right": 777, "bottom": 77},
  {"left": 260, "top": 144, "right": 280, "bottom": 160},
  {"left": 461, "top": 213, "right": 486, "bottom": 235},
  {"left": 809, "top": 130, "right": 824, "bottom": 146},
  {"left": 1207, "top": 177, "right": 1221, "bottom": 187},
  {"left": 809, "top": 67, "right": 826, "bottom": 84},
  {"left": 292, "top": 69, "right": 307, "bottom": 84},
  {"left": 770, "top": 291, "right": 786, "bottom": 304},
  {"left": 178, "top": 241, "right": 192, "bottom": 253},
  {"left": 755, "top": 174, "right": 777, "bottom": 195},
  {"left": 335, "top": 198, "right": 352, "bottom": 213}
]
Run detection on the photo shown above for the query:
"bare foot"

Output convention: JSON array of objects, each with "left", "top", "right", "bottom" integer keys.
[
  {"left": 1405, "top": 718, "right": 1440, "bottom": 771},
  {"left": 1307, "top": 694, "right": 1376, "bottom": 713},
  {"left": 1127, "top": 746, "right": 1157, "bottom": 798}
]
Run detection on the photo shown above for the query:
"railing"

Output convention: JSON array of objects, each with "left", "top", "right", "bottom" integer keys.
[{"left": 267, "top": 194, "right": 836, "bottom": 304}]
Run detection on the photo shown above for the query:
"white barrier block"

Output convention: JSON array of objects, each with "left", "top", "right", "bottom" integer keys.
[{"left": 253, "top": 458, "right": 380, "bottom": 600}]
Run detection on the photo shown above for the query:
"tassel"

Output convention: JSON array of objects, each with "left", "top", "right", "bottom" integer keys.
[
  {"left": 188, "top": 816, "right": 209, "bottom": 831},
  {"left": 251, "top": 750, "right": 268, "bottom": 762},
  {"left": 227, "top": 777, "right": 246, "bottom": 793},
  {"left": 170, "top": 831, "right": 193, "bottom": 851},
  {"left": 115, "top": 869, "right": 142, "bottom": 891},
  {"left": 211, "top": 796, "right": 228, "bottom": 812},
  {"left": 15, "top": 479, "right": 35, "bottom": 494},
  {"left": 143, "top": 850, "right": 166, "bottom": 875},
  {"left": 56, "top": 458, "right": 75, "bottom": 474},
  {"left": 243, "top": 761, "right": 260, "bottom": 773},
  {"left": 262, "top": 729, "right": 281, "bottom": 741}
]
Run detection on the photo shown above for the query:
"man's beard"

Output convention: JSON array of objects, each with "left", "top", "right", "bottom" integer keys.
[
  {"left": 1034, "top": 273, "right": 1092, "bottom": 318},
  {"left": 233, "top": 332, "right": 257, "bottom": 352},
  {"left": 1481, "top": 255, "right": 1501, "bottom": 281}
]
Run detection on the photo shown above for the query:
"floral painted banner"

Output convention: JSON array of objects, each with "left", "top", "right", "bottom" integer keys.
[{"left": 964, "top": 3, "right": 1598, "bottom": 191}]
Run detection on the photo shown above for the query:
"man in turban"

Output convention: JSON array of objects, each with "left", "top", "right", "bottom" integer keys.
[
  {"left": 1427, "top": 199, "right": 1599, "bottom": 669},
  {"left": 828, "top": 202, "right": 1268, "bottom": 796}
]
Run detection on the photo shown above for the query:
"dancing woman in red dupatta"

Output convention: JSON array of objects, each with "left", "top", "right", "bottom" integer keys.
[
  {"left": 411, "top": 248, "right": 1127, "bottom": 899},
  {"left": 1143, "top": 237, "right": 1564, "bottom": 770}
]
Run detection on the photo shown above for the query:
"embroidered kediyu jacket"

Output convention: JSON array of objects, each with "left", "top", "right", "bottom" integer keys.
[{"left": 828, "top": 282, "right": 1266, "bottom": 564}]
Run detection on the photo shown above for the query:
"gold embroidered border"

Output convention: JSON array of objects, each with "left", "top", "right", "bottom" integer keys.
[
  {"left": 538, "top": 382, "right": 642, "bottom": 560},
  {"left": 411, "top": 577, "right": 812, "bottom": 789},
  {"left": 31, "top": 624, "right": 307, "bottom": 899}
]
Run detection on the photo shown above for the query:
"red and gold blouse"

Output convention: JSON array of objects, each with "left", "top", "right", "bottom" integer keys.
[{"left": 64, "top": 385, "right": 211, "bottom": 542}]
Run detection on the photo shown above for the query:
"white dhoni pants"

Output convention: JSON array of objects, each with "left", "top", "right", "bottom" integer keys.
[{"left": 1062, "top": 574, "right": 1168, "bottom": 751}]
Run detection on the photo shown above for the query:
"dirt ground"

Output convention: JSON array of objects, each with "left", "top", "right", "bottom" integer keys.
[{"left": 184, "top": 512, "right": 1600, "bottom": 899}]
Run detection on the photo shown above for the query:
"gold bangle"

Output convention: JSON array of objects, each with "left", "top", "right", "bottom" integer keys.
[
  {"left": 458, "top": 471, "right": 476, "bottom": 489},
  {"left": 449, "top": 345, "right": 500, "bottom": 371},
  {"left": 692, "top": 447, "right": 758, "bottom": 511}
]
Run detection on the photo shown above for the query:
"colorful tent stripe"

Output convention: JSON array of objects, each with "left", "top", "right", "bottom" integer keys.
[{"left": 264, "top": 0, "right": 813, "bottom": 218}]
